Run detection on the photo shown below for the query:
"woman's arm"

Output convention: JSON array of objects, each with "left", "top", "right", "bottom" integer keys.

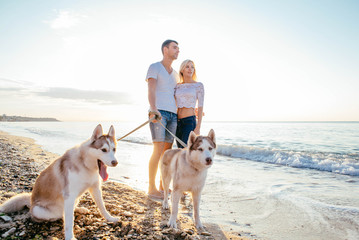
[
  {"left": 194, "top": 83, "right": 205, "bottom": 135},
  {"left": 194, "top": 106, "right": 203, "bottom": 135}
]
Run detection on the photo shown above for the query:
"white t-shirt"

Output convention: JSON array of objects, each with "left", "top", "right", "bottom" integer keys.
[{"left": 146, "top": 62, "right": 179, "bottom": 114}]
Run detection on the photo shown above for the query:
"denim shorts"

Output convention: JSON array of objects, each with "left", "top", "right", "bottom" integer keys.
[
  {"left": 176, "top": 115, "right": 196, "bottom": 148},
  {"left": 149, "top": 110, "right": 177, "bottom": 143}
]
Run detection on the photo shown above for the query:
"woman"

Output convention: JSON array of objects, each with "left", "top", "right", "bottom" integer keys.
[{"left": 175, "top": 59, "right": 204, "bottom": 148}]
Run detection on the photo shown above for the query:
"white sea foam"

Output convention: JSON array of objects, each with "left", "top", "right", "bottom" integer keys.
[{"left": 217, "top": 144, "right": 359, "bottom": 176}]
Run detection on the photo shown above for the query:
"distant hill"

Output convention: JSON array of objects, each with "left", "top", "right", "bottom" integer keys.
[{"left": 0, "top": 114, "right": 60, "bottom": 122}]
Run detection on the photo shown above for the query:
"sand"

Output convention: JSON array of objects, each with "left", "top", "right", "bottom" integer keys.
[{"left": 0, "top": 131, "right": 251, "bottom": 240}]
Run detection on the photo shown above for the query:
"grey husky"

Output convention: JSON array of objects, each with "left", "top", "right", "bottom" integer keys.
[
  {"left": 160, "top": 129, "right": 216, "bottom": 229},
  {"left": 0, "top": 124, "right": 119, "bottom": 240}
]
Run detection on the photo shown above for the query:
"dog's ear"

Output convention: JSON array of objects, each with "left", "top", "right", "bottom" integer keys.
[
  {"left": 208, "top": 129, "right": 216, "bottom": 144},
  {"left": 91, "top": 124, "right": 103, "bottom": 141},
  {"left": 108, "top": 125, "right": 116, "bottom": 141},
  {"left": 188, "top": 131, "right": 197, "bottom": 147}
]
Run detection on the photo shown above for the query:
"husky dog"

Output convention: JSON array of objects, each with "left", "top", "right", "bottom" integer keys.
[
  {"left": 0, "top": 124, "right": 119, "bottom": 240},
  {"left": 160, "top": 129, "right": 216, "bottom": 230}
]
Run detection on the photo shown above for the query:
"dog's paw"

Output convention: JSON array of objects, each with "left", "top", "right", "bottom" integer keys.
[
  {"left": 75, "top": 207, "right": 89, "bottom": 215},
  {"left": 167, "top": 218, "right": 177, "bottom": 228},
  {"left": 196, "top": 223, "right": 205, "bottom": 231},
  {"left": 162, "top": 200, "right": 169, "bottom": 210},
  {"left": 106, "top": 216, "right": 120, "bottom": 223},
  {"left": 64, "top": 235, "right": 77, "bottom": 240}
]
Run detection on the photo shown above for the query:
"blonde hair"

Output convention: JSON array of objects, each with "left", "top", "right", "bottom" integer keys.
[{"left": 179, "top": 59, "right": 197, "bottom": 83}]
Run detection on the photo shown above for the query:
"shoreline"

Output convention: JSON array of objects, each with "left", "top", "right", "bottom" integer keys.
[{"left": 0, "top": 130, "right": 250, "bottom": 240}]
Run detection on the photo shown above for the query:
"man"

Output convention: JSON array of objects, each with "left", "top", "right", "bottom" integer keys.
[{"left": 145, "top": 40, "right": 180, "bottom": 199}]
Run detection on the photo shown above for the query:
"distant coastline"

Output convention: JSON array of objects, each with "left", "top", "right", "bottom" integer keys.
[{"left": 0, "top": 114, "right": 60, "bottom": 122}]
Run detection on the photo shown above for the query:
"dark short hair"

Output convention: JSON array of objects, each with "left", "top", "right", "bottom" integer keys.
[{"left": 161, "top": 39, "right": 178, "bottom": 54}]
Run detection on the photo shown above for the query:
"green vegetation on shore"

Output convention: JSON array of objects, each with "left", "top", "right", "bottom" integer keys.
[{"left": 0, "top": 114, "right": 60, "bottom": 122}]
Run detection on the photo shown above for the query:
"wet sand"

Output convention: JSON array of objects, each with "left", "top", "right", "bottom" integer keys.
[{"left": 0, "top": 131, "right": 250, "bottom": 239}]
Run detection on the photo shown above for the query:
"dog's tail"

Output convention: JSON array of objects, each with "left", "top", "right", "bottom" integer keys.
[{"left": 0, "top": 193, "right": 31, "bottom": 213}]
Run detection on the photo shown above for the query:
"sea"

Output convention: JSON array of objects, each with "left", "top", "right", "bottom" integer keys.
[{"left": 0, "top": 121, "right": 358, "bottom": 240}]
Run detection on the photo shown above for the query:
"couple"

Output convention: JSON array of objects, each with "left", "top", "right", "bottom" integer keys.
[{"left": 145, "top": 39, "right": 205, "bottom": 199}]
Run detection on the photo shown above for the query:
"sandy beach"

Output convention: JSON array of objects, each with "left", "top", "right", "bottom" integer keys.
[{"left": 0, "top": 131, "right": 250, "bottom": 240}]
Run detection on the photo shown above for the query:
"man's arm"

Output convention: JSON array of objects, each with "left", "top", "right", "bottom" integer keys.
[
  {"left": 148, "top": 78, "right": 161, "bottom": 122},
  {"left": 148, "top": 78, "right": 157, "bottom": 111}
]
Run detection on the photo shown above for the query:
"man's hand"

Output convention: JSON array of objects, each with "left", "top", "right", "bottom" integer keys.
[{"left": 149, "top": 110, "right": 162, "bottom": 123}]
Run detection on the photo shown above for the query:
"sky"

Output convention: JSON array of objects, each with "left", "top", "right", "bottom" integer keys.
[{"left": 0, "top": 0, "right": 358, "bottom": 122}]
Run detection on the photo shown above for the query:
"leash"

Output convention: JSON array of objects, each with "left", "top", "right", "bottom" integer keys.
[
  {"left": 158, "top": 120, "right": 187, "bottom": 148},
  {"left": 116, "top": 113, "right": 188, "bottom": 148},
  {"left": 117, "top": 116, "right": 156, "bottom": 141}
]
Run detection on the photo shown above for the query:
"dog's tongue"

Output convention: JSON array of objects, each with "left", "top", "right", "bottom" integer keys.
[{"left": 98, "top": 160, "right": 109, "bottom": 181}]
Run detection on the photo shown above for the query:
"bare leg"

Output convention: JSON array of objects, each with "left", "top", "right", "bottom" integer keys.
[
  {"left": 161, "top": 162, "right": 172, "bottom": 209},
  {"left": 148, "top": 142, "right": 172, "bottom": 196},
  {"left": 159, "top": 142, "right": 173, "bottom": 191},
  {"left": 148, "top": 142, "right": 164, "bottom": 197}
]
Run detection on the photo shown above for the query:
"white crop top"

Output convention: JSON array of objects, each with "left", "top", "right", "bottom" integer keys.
[{"left": 175, "top": 82, "right": 204, "bottom": 108}]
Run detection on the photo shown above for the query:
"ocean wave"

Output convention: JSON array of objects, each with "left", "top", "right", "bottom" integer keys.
[
  {"left": 217, "top": 144, "right": 359, "bottom": 176},
  {"left": 24, "top": 127, "right": 71, "bottom": 138}
]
